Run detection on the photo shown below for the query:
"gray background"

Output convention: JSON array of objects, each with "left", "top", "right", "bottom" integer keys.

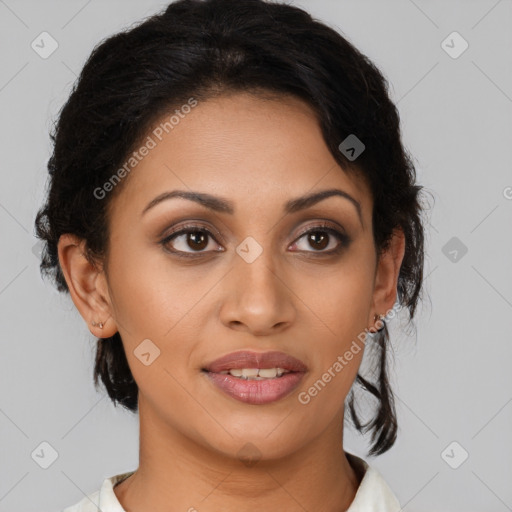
[{"left": 1, "top": 0, "right": 511, "bottom": 510}]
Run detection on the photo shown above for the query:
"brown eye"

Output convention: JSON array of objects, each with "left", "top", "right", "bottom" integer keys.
[
  {"left": 291, "top": 224, "right": 351, "bottom": 254},
  {"left": 160, "top": 226, "right": 222, "bottom": 257},
  {"left": 306, "top": 231, "right": 330, "bottom": 251},
  {"left": 184, "top": 230, "right": 209, "bottom": 251}
]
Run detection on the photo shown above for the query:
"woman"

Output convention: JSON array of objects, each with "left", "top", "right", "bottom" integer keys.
[{"left": 35, "top": 0, "right": 427, "bottom": 510}]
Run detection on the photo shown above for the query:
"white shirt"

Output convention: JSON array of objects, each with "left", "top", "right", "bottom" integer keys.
[{"left": 62, "top": 452, "right": 401, "bottom": 512}]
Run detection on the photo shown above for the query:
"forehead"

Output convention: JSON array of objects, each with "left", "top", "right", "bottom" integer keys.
[{"left": 110, "top": 92, "right": 371, "bottom": 222}]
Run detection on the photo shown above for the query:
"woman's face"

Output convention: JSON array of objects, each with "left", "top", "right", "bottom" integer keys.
[{"left": 65, "top": 92, "right": 404, "bottom": 460}]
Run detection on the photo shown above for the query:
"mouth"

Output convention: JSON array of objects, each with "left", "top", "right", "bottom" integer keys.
[
  {"left": 208, "top": 367, "right": 293, "bottom": 379},
  {"left": 201, "top": 350, "right": 308, "bottom": 405}
]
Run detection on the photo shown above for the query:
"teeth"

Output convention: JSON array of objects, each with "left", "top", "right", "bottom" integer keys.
[
  {"left": 242, "top": 368, "right": 259, "bottom": 378},
  {"left": 258, "top": 368, "right": 278, "bottom": 378},
  {"left": 218, "top": 367, "right": 290, "bottom": 379}
]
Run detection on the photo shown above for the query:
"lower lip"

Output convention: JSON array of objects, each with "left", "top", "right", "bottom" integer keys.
[{"left": 203, "top": 371, "right": 306, "bottom": 405}]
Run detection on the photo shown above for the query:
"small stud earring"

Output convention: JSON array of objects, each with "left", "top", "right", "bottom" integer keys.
[
  {"left": 371, "top": 313, "right": 385, "bottom": 333},
  {"left": 91, "top": 320, "right": 104, "bottom": 329}
]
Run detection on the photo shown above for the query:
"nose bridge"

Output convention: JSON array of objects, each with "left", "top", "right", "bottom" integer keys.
[
  {"left": 234, "top": 234, "right": 282, "bottom": 298},
  {"left": 221, "top": 233, "right": 294, "bottom": 333}
]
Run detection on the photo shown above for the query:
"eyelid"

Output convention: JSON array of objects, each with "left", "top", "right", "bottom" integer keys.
[
  {"left": 293, "top": 219, "right": 348, "bottom": 240},
  {"left": 160, "top": 220, "right": 225, "bottom": 244}
]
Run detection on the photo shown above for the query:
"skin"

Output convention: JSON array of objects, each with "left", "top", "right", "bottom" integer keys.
[{"left": 58, "top": 92, "right": 405, "bottom": 512}]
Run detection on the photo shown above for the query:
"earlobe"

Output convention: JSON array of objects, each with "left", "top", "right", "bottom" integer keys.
[
  {"left": 369, "top": 228, "right": 406, "bottom": 325},
  {"left": 57, "top": 234, "right": 116, "bottom": 337}
]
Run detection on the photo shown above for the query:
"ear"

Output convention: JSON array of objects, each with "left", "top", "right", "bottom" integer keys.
[
  {"left": 368, "top": 227, "right": 406, "bottom": 330},
  {"left": 57, "top": 233, "right": 117, "bottom": 338}
]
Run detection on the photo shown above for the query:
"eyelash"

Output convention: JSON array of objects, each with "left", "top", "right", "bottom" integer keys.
[{"left": 159, "top": 222, "right": 351, "bottom": 259}]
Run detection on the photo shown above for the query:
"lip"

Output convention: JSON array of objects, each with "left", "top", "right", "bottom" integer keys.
[
  {"left": 202, "top": 350, "right": 308, "bottom": 405},
  {"left": 202, "top": 350, "right": 308, "bottom": 373}
]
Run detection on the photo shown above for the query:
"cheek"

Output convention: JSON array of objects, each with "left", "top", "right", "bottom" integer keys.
[
  {"left": 107, "top": 235, "right": 204, "bottom": 336},
  {"left": 293, "top": 255, "right": 374, "bottom": 338},
  {"left": 106, "top": 239, "right": 218, "bottom": 382},
  {"left": 291, "top": 258, "right": 372, "bottom": 401}
]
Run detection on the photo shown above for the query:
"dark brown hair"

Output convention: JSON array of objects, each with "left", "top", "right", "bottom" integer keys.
[{"left": 34, "top": 0, "right": 429, "bottom": 456}]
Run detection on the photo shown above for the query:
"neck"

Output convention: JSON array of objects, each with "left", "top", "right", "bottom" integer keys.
[{"left": 114, "top": 398, "right": 362, "bottom": 512}]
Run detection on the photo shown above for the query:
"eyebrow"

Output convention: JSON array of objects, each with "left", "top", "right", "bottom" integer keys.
[{"left": 141, "top": 188, "right": 362, "bottom": 224}]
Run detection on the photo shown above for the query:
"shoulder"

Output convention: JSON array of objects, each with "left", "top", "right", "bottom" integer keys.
[
  {"left": 345, "top": 452, "right": 402, "bottom": 512},
  {"left": 61, "top": 471, "right": 135, "bottom": 512}
]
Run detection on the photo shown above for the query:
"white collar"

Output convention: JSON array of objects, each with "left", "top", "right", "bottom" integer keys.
[
  {"left": 63, "top": 452, "right": 401, "bottom": 511},
  {"left": 345, "top": 452, "right": 401, "bottom": 511}
]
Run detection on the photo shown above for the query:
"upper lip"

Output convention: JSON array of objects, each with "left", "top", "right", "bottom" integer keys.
[{"left": 203, "top": 350, "right": 308, "bottom": 373}]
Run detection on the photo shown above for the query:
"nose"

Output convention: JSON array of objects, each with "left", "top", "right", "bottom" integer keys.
[{"left": 219, "top": 244, "right": 296, "bottom": 336}]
